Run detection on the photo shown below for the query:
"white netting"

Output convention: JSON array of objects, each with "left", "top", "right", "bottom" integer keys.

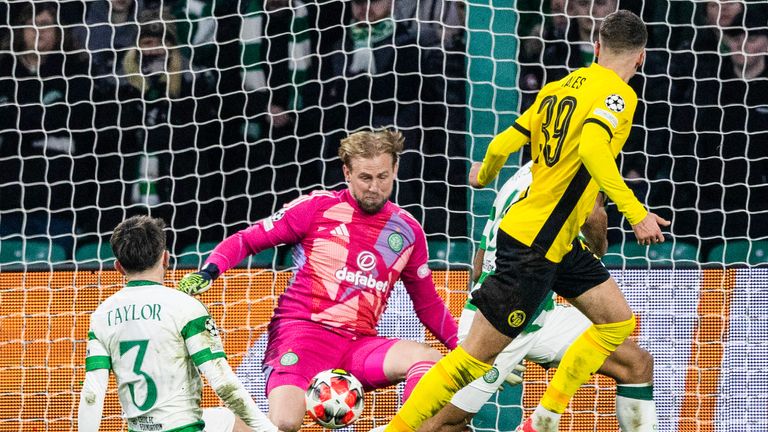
[
  {"left": 0, "top": 0, "right": 472, "bottom": 269},
  {"left": 514, "top": 0, "right": 768, "bottom": 268},
  {"left": 1, "top": 0, "right": 767, "bottom": 431}
]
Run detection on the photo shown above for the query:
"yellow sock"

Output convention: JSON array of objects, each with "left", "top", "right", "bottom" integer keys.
[
  {"left": 542, "top": 315, "right": 636, "bottom": 413},
  {"left": 385, "top": 346, "right": 492, "bottom": 432}
]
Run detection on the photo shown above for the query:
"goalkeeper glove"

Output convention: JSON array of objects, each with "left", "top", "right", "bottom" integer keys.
[
  {"left": 178, "top": 264, "right": 220, "bottom": 295},
  {"left": 502, "top": 362, "right": 527, "bottom": 388}
]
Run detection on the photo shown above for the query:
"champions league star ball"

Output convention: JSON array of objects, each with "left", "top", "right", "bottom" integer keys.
[
  {"left": 305, "top": 369, "right": 365, "bottom": 429},
  {"left": 605, "top": 94, "right": 626, "bottom": 112}
]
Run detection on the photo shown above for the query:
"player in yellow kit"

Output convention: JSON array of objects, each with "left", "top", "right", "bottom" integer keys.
[{"left": 383, "top": 10, "right": 670, "bottom": 432}]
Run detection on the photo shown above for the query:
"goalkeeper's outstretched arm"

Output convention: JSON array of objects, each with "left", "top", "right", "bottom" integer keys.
[
  {"left": 178, "top": 192, "right": 324, "bottom": 295},
  {"left": 199, "top": 357, "right": 278, "bottom": 432}
]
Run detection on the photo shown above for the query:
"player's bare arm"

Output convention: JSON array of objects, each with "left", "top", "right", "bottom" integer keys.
[
  {"left": 469, "top": 161, "right": 484, "bottom": 188},
  {"left": 472, "top": 247, "right": 485, "bottom": 282},
  {"left": 632, "top": 212, "right": 671, "bottom": 246},
  {"left": 581, "top": 193, "right": 608, "bottom": 257}
]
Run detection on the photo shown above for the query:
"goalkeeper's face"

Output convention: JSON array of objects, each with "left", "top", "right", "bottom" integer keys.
[{"left": 344, "top": 154, "right": 397, "bottom": 214}]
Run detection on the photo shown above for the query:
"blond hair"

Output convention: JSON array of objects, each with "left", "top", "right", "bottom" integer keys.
[
  {"left": 123, "top": 7, "right": 183, "bottom": 98},
  {"left": 338, "top": 128, "right": 405, "bottom": 167},
  {"left": 123, "top": 49, "right": 183, "bottom": 98}
]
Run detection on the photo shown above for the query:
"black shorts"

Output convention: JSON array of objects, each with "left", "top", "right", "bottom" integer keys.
[{"left": 470, "top": 230, "right": 610, "bottom": 338}]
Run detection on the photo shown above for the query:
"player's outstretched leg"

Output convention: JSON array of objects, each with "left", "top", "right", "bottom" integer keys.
[
  {"left": 386, "top": 311, "right": 510, "bottom": 432},
  {"left": 426, "top": 303, "right": 657, "bottom": 432},
  {"left": 267, "top": 385, "right": 307, "bottom": 432},
  {"left": 598, "top": 339, "right": 658, "bottom": 432},
  {"left": 365, "top": 338, "right": 441, "bottom": 403},
  {"left": 525, "top": 278, "right": 636, "bottom": 432}
]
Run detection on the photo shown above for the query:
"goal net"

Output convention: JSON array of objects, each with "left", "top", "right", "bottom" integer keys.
[{"left": 0, "top": 0, "right": 766, "bottom": 431}]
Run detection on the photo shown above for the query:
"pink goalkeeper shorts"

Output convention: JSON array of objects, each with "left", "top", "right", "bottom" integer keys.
[{"left": 262, "top": 319, "right": 398, "bottom": 395}]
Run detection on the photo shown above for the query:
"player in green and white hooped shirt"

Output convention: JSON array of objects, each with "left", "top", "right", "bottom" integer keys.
[
  {"left": 420, "top": 161, "right": 659, "bottom": 432},
  {"left": 78, "top": 215, "right": 276, "bottom": 432}
]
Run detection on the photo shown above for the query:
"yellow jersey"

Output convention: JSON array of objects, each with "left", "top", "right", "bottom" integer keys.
[{"left": 477, "top": 63, "right": 648, "bottom": 262}]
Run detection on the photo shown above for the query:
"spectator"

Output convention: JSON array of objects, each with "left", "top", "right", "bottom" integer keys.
[
  {"left": 395, "top": 0, "right": 465, "bottom": 46},
  {"left": 318, "top": 0, "right": 441, "bottom": 163},
  {"left": 116, "top": 8, "right": 220, "bottom": 251},
  {"left": 518, "top": 0, "right": 566, "bottom": 111},
  {"left": 316, "top": 0, "right": 465, "bottom": 235},
  {"left": 723, "top": 9, "right": 767, "bottom": 80},
  {"left": 564, "top": 0, "right": 619, "bottom": 61},
  {"left": 0, "top": 3, "right": 9, "bottom": 51},
  {"left": 696, "top": 8, "right": 768, "bottom": 240},
  {"left": 518, "top": 0, "right": 616, "bottom": 110},
  {"left": 261, "top": 0, "right": 313, "bottom": 133},
  {"left": 73, "top": 0, "right": 146, "bottom": 78},
  {"left": 662, "top": 2, "right": 768, "bottom": 243},
  {"left": 169, "top": 0, "right": 314, "bottom": 229},
  {"left": 420, "top": 0, "right": 468, "bottom": 237},
  {"left": 614, "top": 1, "right": 747, "bottom": 244},
  {"left": 671, "top": 0, "right": 746, "bottom": 104},
  {"left": 0, "top": 1, "right": 94, "bottom": 254},
  {"left": 237, "top": 0, "right": 317, "bottom": 223},
  {"left": 548, "top": 0, "right": 617, "bottom": 82},
  {"left": 385, "top": 0, "right": 469, "bottom": 236}
]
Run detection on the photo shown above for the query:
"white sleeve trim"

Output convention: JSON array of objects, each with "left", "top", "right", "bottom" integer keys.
[
  {"left": 198, "top": 358, "right": 277, "bottom": 432},
  {"left": 77, "top": 369, "right": 109, "bottom": 432}
]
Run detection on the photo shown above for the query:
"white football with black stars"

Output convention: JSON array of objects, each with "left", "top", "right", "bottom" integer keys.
[{"left": 605, "top": 94, "right": 625, "bottom": 112}]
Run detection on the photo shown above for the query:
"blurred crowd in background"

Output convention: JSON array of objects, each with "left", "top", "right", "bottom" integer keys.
[
  {"left": 0, "top": 0, "right": 765, "bottom": 260},
  {"left": 516, "top": 0, "right": 768, "bottom": 251}
]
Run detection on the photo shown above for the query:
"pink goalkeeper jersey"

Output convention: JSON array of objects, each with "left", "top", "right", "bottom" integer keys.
[{"left": 205, "top": 189, "right": 458, "bottom": 349}]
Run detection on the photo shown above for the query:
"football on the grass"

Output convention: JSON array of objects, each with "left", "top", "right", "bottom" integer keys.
[{"left": 305, "top": 368, "right": 364, "bottom": 429}]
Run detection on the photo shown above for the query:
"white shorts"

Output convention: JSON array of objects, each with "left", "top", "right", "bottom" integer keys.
[
  {"left": 451, "top": 305, "right": 592, "bottom": 413},
  {"left": 202, "top": 407, "right": 236, "bottom": 432}
]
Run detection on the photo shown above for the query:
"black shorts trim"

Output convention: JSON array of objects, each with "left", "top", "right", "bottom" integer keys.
[
  {"left": 552, "top": 239, "right": 611, "bottom": 298},
  {"left": 471, "top": 233, "right": 610, "bottom": 338},
  {"left": 470, "top": 230, "right": 557, "bottom": 339}
]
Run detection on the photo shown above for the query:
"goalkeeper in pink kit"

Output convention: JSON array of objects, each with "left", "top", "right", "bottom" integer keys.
[{"left": 179, "top": 129, "right": 458, "bottom": 432}]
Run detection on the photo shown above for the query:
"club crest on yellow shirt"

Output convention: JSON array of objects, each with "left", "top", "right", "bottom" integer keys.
[{"left": 507, "top": 310, "right": 526, "bottom": 328}]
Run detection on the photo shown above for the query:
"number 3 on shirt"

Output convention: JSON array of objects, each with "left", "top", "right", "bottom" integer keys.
[
  {"left": 537, "top": 95, "right": 577, "bottom": 167},
  {"left": 120, "top": 339, "right": 158, "bottom": 410}
]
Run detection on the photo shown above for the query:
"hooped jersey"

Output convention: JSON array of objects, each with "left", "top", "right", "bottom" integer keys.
[
  {"left": 466, "top": 161, "right": 556, "bottom": 332},
  {"left": 206, "top": 189, "right": 457, "bottom": 348},
  {"left": 85, "top": 281, "right": 226, "bottom": 432},
  {"left": 476, "top": 162, "right": 534, "bottom": 285},
  {"left": 477, "top": 62, "right": 644, "bottom": 262}
]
